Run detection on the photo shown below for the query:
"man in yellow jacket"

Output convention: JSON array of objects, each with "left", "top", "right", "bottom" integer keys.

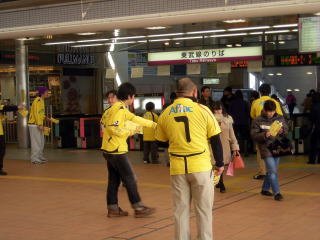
[
  {"left": 142, "top": 102, "right": 159, "bottom": 164},
  {"left": 250, "top": 83, "right": 283, "bottom": 180},
  {"left": 28, "top": 87, "right": 49, "bottom": 164},
  {"left": 101, "top": 82, "right": 157, "bottom": 218},
  {"left": 0, "top": 104, "right": 22, "bottom": 175}
]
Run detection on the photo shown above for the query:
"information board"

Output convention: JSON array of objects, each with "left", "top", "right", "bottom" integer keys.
[{"left": 299, "top": 16, "right": 320, "bottom": 53}]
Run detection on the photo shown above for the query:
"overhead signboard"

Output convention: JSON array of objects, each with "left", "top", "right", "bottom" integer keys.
[
  {"left": 299, "top": 16, "right": 320, "bottom": 53},
  {"left": 203, "top": 78, "right": 220, "bottom": 85},
  {"left": 148, "top": 46, "right": 262, "bottom": 65},
  {"left": 277, "top": 53, "right": 320, "bottom": 66}
]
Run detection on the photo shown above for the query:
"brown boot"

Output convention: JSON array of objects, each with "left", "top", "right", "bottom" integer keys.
[
  {"left": 107, "top": 207, "right": 129, "bottom": 217},
  {"left": 134, "top": 206, "right": 156, "bottom": 218}
]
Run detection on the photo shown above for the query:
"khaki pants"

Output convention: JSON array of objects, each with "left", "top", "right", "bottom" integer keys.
[
  {"left": 256, "top": 147, "right": 266, "bottom": 175},
  {"left": 28, "top": 125, "right": 45, "bottom": 163},
  {"left": 171, "top": 170, "right": 214, "bottom": 240}
]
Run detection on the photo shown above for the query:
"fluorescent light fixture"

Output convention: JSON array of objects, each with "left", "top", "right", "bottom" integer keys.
[
  {"left": 76, "top": 32, "right": 97, "bottom": 36},
  {"left": 76, "top": 38, "right": 109, "bottom": 43},
  {"left": 268, "top": 42, "right": 276, "bottom": 44},
  {"left": 186, "top": 29, "right": 226, "bottom": 35},
  {"left": 145, "top": 26, "right": 167, "bottom": 30},
  {"left": 249, "top": 32, "right": 263, "bottom": 35},
  {"left": 265, "top": 30, "right": 290, "bottom": 34},
  {"left": 306, "top": 72, "right": 313, "bottom": 75},
  {"left": 137, "top": 40, "right": 147, "bottom": 43},
  {"left": 276, "top": 73, "right": 283, "bottom": 76},
  {"left": 147, "top": 33, "right": 183, "bottom": 38},
  {"left": 279, "top": 41, "right": 286, "bottom": 44},
  {"left": 273, "top": 23, "right": 298, "bottom": 28},
  {"left": 210, "top": 33, "right": 247, "bottom": 37},
  {"left": 235, "top": 43, "right": 242, "bottom": 47},
  {"left": 226, "top": 44, "right": 233, "bottom": 47},
  {"left": 172, "top": 36, "right": 203, "bottom": 40},
  {"left": 228, "top": 26, "right": 270, "bottom": 31},
  {"left": 268, "top": 73, "right": 274, "bottom": 76},
  {"left": 294, "top": 89, "right": 300, "bottom": 92},
  {"left": 43, "top": 41, "right": 75, "bottom": 45},
  {"left": 223, "top": 19, "right": 246, "bottom": 23},
  {"left": 72, "top": 43, "right": 104, "bottom": 47},
  {"left": 105, "top": 41, "right": 136, "bottom": 45},
  {"left": 113, "top": 36, "right": 145, "bottom": 40},
  {"left": 149, "top": 38, "right": 171, "bottom": 42},
  {"left": 286, "top": 89, "right": 292, "bottom": 91},
  {"left": 164, "top": 42, "right": 170, "bottom": 46},
  {"left": 315, "top": 12, "right": 320, "bottom": 16},
  {"left": 292, "top": 29, "right": 298, "bottom": 32},
  {"left": 175, "top": 42, "right": 181, "bottom": 45}
]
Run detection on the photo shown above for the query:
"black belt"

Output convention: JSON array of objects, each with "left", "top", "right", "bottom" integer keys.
[{"left": 170, "top": 151, "right": 205, "bottom": 174}]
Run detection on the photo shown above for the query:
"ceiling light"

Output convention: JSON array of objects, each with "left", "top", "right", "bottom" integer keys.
[
  {"left": 276, "top": 73, "right": 283, "bottom": 76},
  {"left": 226, "top": 44, "right": 233, "bottom": 47},
  {"left": 145, "top": 26, "right": 167, "bottom": 30},
  {"left": 105, "top": 41, "right": 136, "bottom": 45},
  {"left": 210, "top": 33, "right": 247, "bottom": 37},
  {"left": 279, "top": 41, "right": 286, "bottom": 44},
  {"left": 16, "top": 37, "right": 36, "bottom": 41},
  {"left": 268, "top": 73, "right": 274, "bottom": 76},
  {"left": 164, "top": 42, "right": 170, "bottom": 46},
  {"left": 186, "top": 29, "right": 226, "bottom": 35},
  {"left": 72, "top": 43, "right": 104, "bottom": 48},
  {"left": 147, "top": 33, "right": 183, "bottom": 38},
  {"left": 265, "top": 30, "right": 290, "bottom": 34},
  {"left": 223, "top": 19, "right": 246, "bottom": 23},
  {"left": 286, "top": 89, "right": 292, "bottom": 91},
  {"left": 294, "top": 89, "right": 300, "bottom": 92},
  {"left": 273, "top": 23, "right": 298, "bottom": 28},
  {"left": 137, "top": 40, "right": 147, "bottom": 43},
  {"left": 175, "top": 42, "right": 181, "bottom": 45},
  {"left": 114, "top": 29, "right": 120, "bottom": 37},
  {"left": 306, "top": 72, "right": 313, "bottom": 75},
  {"left": 172, "top": 36, "right": 203, "bottom": 40},
  {"left": 249, "top": 32, "right": 263, "bottom": 35},
  {"left": 76, "top": 38, "right": 109, "bottom": 43},
  {"left": 43, "top": 41, "right": 75, "bottom": 45},
  {"left": 228, "top": 26, "right": 270, "bottom": 31},
  {"left": 268, "top": 42, "right": 276, "bottom": 44},
  {"left": 113, "top": 36, "right": 145, "bottom": 40},
  {"left": 149, "top": 38, "right": 171, "bottom": 42},
  {"left": 235, "top": 43, "right": 242, "bottom": 47},
  {"left": 314, "top": 12, "right": 320, "bottom": 16},
  {"left": 76, "top": 32, "right": 97, "bottom": 36},
  {"left": 292, "top": 29, "right": 298, "bottom": 32}
]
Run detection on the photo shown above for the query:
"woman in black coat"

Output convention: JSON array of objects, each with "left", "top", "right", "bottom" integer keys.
[{"left": 308, "top": 92, "right": 320, "bottom": 164}]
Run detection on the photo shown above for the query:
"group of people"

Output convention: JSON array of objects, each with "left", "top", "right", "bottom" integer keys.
[{"left": 1, "top": 79, "right": 320, "bottom": 240}]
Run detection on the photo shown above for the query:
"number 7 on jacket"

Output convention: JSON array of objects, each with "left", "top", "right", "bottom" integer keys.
[{"left": 174, "top": 116, "right": 191, "bottom": 143}]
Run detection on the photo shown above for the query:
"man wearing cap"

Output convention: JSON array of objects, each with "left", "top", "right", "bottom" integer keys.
[{"left": 28, "top": 87, "right": 50, "bottom": 164}]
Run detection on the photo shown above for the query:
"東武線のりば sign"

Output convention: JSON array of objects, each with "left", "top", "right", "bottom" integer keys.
[{"left": 148, "top": 46, "right": 262, "bottom": 65}]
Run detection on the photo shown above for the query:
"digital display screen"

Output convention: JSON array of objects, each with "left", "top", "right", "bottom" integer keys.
[
  {"left": 299, "top": 16, "right": 320, "bottom": 53},
  {"left": 203, "top": 78, "right": 220, "bottom": 85},
  {"left": 277, "top": 54, "right": 320, "bottom": 66}
]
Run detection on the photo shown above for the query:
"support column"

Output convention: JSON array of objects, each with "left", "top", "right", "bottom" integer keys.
[{"left": 15, "top": 40, "right": 29, "bottom": 148}]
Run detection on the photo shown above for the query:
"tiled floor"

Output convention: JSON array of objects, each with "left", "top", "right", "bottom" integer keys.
[{"left": 1, "top": 144, "right": 320, "bottom": 240}]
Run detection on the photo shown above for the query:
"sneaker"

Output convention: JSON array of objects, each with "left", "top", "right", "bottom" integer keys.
[
  {"left": 253, "top": 174, "right": 265, "bottom": 180},
  {"left": 40, "top": 158, "right": 48, "bottom": 163},
  {"left": 143, "top": 161, "right": 150, "bottom": 164},
  {"left": 107, "top": 207, "right": 129, "bottom": 217},
  {"left": 274, "top": 193, "right": 284, "bottom": 201},
  {"left": 134, "top": 206, "right": 156, "bottom": 218},
  {"left": 261, "top": 190, "right": 273, "bottom": 196},
  {"left": 0, "top": 169, "right": 8, "bottom": 175}
]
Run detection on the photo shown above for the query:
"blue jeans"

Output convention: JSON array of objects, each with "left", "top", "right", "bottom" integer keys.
[{"left": 262, "top": 157, "right": 280, "bottom": 195}]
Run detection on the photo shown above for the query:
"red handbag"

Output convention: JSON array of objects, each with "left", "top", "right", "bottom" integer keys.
[
  {"left": 226, "top": 161, "right": 234, "bottom": 176},
  {"left": 234, "top": 154, "right": 245, "bottom": 169}
]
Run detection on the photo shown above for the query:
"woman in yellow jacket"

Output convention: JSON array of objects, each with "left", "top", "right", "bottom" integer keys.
[{"left": 28, "top": 87, "right": 50, "bottom": 164}]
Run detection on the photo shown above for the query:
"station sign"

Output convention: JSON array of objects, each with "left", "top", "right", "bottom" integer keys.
[{"left": 148, "top": 46, "right": 262, "bottom": 65}]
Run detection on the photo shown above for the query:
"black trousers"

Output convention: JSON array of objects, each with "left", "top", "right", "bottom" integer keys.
[
  {"left": 143, "top": 141, "right": 159, "bottom": 163},
  {"left": 308, "top": 131, "right": 320, "bottom": 164},
  {"left": 103, "top": 153, "right": 141, "bottom": 209},
  {"left": 0, "top": 135, "right": 5, "bottom": 170},
  {"left": 234, "top": 125, "right": 250, "bottom": 155}
]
